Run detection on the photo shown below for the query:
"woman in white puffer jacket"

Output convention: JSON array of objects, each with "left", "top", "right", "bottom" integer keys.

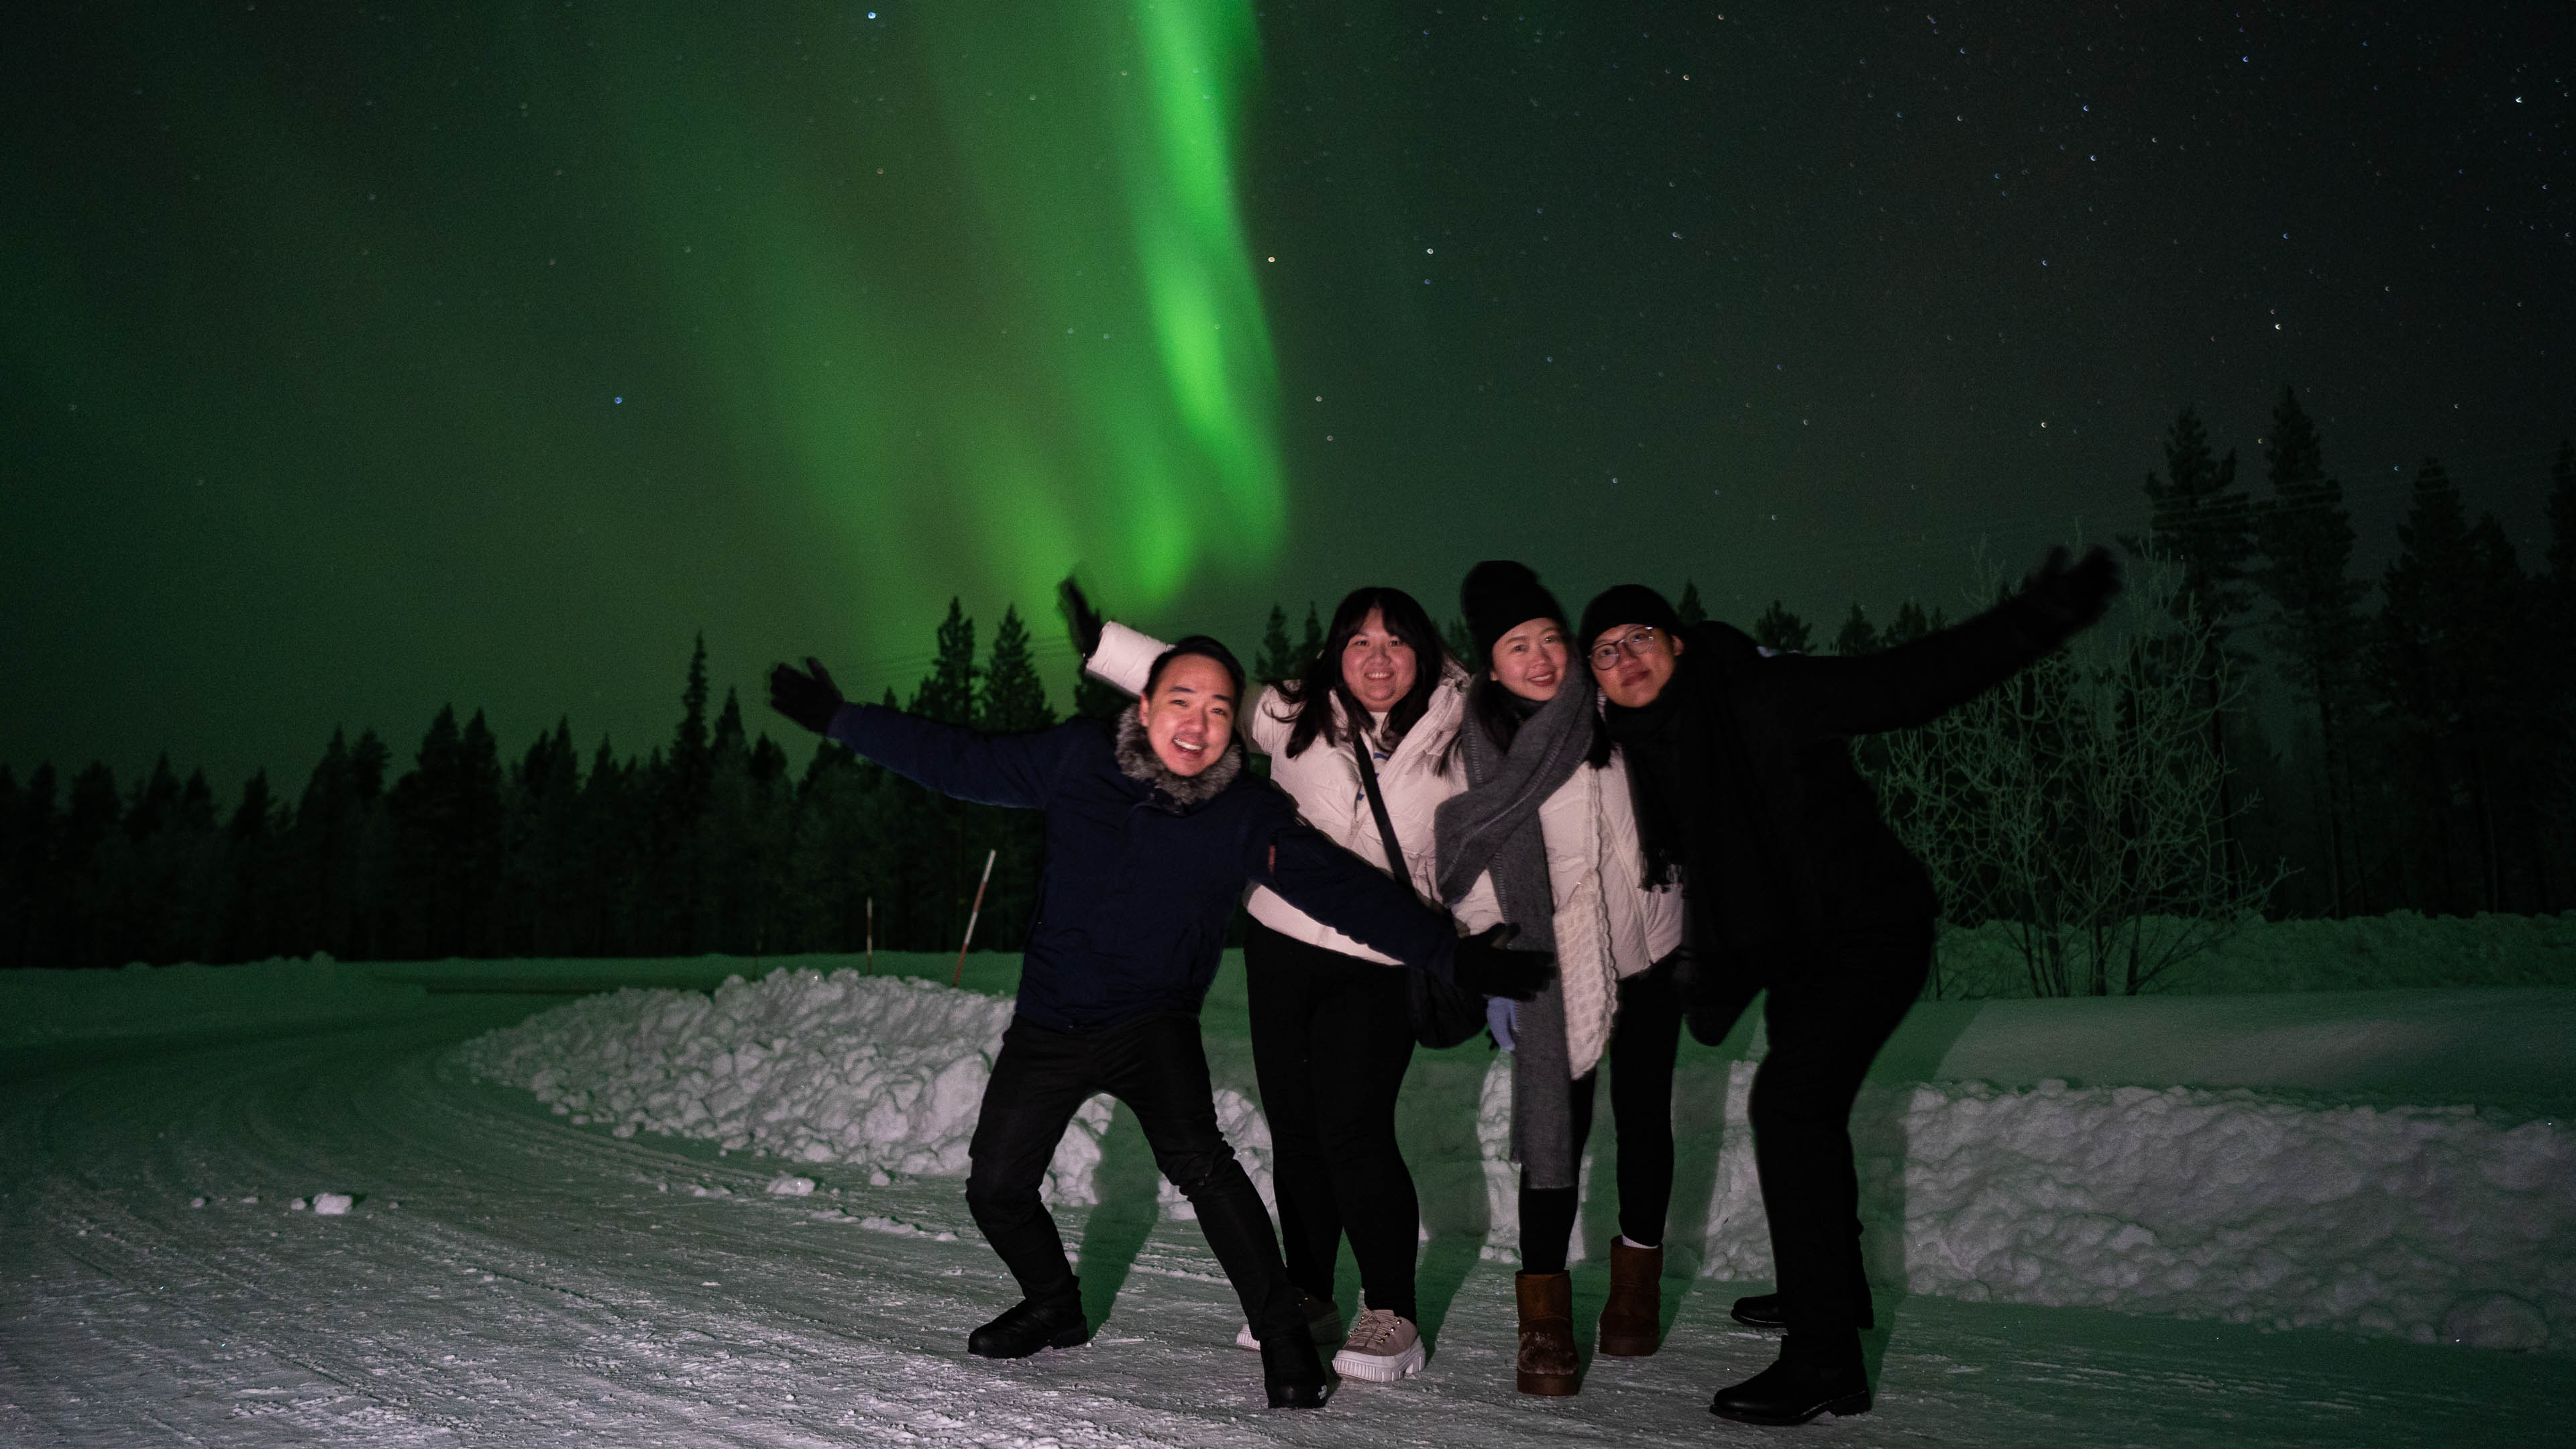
[
  {"left": 1076, "top": 584, "right": 1472, "bottom": 1386},
  {"left": 1431, "top": 561, "right": 1686, "bottom": 1399}
]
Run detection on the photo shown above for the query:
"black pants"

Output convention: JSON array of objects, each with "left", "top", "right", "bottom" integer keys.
[
  {"left": 1519, "top": 953, "right": 1684, "bottom": 1273},
  {"left": 963, "top": 1011, "right": 1300, "bottom": 1336},
  {"left": 1244, "top": 920, "right": 1421, "bottom": 1322},
  {"left": 1723, "top": 924, "right": 1932, "bottom": 1350}
]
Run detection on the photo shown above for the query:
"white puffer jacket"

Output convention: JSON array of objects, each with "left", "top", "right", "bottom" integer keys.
[
  {"left": 1452, "top": 749, "right": 1684, "bottom": 1076},
  {"left": 1087, "top": 621, "right": 1495, "bottom": 963}
]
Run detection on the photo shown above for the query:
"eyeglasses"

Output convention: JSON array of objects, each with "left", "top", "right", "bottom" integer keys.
[{"left": 1587, "top": 627, "right": 1664, "bottom": 669}]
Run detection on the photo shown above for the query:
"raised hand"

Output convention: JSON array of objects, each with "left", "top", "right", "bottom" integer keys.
[
  {"left": 2020, "top": 545, "right": 2122, "bottom": 637},
  {"left": 768, "top": 657, "right": 846, "bottom": 735},
  {"left": 1057, "top": 575, "right": 1106, "bottom": 661},
  {"left": 1449, "top": 923, "right": 1554, "bottom": 1002}
]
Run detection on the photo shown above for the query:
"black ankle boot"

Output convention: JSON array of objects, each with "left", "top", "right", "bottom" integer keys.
[
  {"left": 967, "top": 1287, "right": 1089, "bottom": 1358},
  {"left": 1709, "top": 1352, "right": 1870, "bottom": 1425},
  {"left": 1260, "top": 1330, "right": 1330, "bottom": 1408}
]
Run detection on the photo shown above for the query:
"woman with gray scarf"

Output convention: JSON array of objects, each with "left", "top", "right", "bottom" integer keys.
[{"left": 1432, "top": 561, "right": 1688, "bottom": 1397}]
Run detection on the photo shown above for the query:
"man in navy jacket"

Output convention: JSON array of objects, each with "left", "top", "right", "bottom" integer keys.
[{"left": 771, "top": 634, "right": 1544, "bottom": 1408}]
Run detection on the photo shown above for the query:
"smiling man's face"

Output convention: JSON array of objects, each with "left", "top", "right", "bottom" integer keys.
[{"left": 1138, "top": 653, "right": 1236, "bottom": 777}]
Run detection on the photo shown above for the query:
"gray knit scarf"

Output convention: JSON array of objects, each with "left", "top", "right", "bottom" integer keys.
[{"left": 1432, "top": 677, "right": 1596, "bottom": 1190}]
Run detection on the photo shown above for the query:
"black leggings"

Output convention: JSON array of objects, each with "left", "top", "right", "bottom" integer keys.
[
  {"left": 1244, "top": 920, "right": 1421, "bottom": 1323},
  {"left": 1519, "top": 955, "right": 1683, "bottom": 1274}
]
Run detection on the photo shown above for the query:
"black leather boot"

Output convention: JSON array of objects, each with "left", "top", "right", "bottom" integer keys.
[
  {"left": 1710, "top": 1337, "right": 1871, "bottom": 1425},
  {"left": 967, "top": 1285, "right": 1089, "bottom": 1358},
  {"left": 1260, "top": 1330, "right": 1330, "bottom": 1408}
]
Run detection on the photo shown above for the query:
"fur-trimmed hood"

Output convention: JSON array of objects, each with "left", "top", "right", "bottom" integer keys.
[{"left": 1115, "top": 707, "right": 1245, "bottom": 810}]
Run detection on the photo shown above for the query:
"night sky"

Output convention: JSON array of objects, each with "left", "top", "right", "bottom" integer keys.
[{"left": 5, "top": 1, "right": 2569, "bottom": 792}]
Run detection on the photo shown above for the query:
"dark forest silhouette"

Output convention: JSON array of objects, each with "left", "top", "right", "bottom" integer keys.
[{"left": 3, "top": 394, "right": 2571, "bottom": 973}]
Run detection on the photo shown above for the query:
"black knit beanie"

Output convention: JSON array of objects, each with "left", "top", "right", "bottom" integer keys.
[
  {"left": 1459, "top": 560, "right": 1566, "bottom": 665},
  {"left": 1579, "top": 584, "right": 1684, "bottom": 653}
]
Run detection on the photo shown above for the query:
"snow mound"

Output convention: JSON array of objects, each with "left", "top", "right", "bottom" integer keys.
[
  {"left": 455, "top": 969, "right": 1265, "bottom": 1210},
  {"left": 1627, "top": 1062, "right": 2571, "bottom": 1351},
  {"left": 466, "top": 966, "right": 2569, "bottom": 1352}
]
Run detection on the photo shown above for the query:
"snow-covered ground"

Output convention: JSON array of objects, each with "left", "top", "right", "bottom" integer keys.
[{"left": 3, "top": 955, "right": 2569, "bottom": 1447}]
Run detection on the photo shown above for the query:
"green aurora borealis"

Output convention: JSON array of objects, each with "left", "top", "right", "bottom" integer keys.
[{"left": 5, "top": 2, "right": 2569, "bottom": 788}]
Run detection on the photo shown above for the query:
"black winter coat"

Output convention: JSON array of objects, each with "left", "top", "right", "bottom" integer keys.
[
  {"left": 826, "top": 704, "right": 1458, "bottom": 1032},
  {"left": 1613, "top": 595, "right": 2072, "bottom": 991}
]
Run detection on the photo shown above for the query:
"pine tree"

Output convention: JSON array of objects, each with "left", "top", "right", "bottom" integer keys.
[
  {"left": 1253, "top": 604, "right": 1301, "bottom": 685},
  {"left": 127, "top": 755, "right": 180, "bottom": 842},
  {"left": 1833, "top": 603, "right": 1878, "bottom": 655},
  {"left": 1298, "top": 604, "right": 1324, "bottom": 674},
  {"left": 977, "top": 605, "right": 1056, "bottom": 733},
  {"left": 2130, "top": 405, "right": 2260, "bottom": 891},
  {"left": 2371, "top": 460, "right": 2528, "bottom": 910},
  {"left": 1883, "top": 600, "right": 1937, "bottom": 647},
  {"left": 1677, "top": 580, "right": 1710, "bottom": 626},
  {"left": 1753, "top": 600, "right": 1813, "bottom": 653},
  {"left": 912, "top": 599, "right": 979, "bottom": 724},
  {"left": 669, "top": 634, "right": 714, "bottom": 808},
  {"left": 973, "top": 605, "right": 1054, "bottom": 951},
  {"left": 2131, "top": 407, "right": 2257, "bottom": 641},
  {"left": 2253, "top": 386, "right": 2368, "bottom": 914}
]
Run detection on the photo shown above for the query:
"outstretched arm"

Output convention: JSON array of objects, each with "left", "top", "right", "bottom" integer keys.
[
  {"left": 1763, "top": 545, "right": 2120, "bottom": 737},
  {"left": 770, "top": 657, "right": 1070, "bottom": 809}
]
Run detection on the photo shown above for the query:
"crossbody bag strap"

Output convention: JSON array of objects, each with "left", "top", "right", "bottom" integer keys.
[{"left": 1350, "top": 731, "right": 1420, "bottom": 902}]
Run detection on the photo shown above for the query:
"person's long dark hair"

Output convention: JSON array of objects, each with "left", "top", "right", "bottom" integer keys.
[{"left": 1277, "top": 586, "right": 1453, "bottom": 761}]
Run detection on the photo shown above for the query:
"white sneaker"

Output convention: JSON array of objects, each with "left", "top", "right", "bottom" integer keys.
[
  {"left": 1236, "top": 1292, "right": 1341, "bottom": 1350},
  {"left": 1332, "top": 1307, "right": 1425, "bottom": 1382}
]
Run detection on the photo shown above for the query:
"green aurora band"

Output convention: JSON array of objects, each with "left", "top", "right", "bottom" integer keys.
[{"left": 617, "top": 3, "right": 1285, "bottom": 631}]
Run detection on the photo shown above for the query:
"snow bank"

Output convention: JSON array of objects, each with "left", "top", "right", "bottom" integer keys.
[
  {"left": 465, "top": 967, "right": 2571, "bottom": 1352},
  {"left": 0, "top": 955, "right": 424, "bottom": 1048},
  {"left": 453, "top": 969, "right": 1275, "bottom": 1212},
  {"left": 1643, "top": 1061, "right": 2573, "bottom": 1352}
]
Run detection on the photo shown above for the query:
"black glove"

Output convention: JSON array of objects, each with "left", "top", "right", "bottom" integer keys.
[
  {"left": 1448, "top": 924, "right": 1554, "bottom": 1002},
  {"left": 2019, "top": 545, "right": 2122, "bottom": 639},
  {"left": 768, "top": 656, "right": 846, "bottom": 735},
  {"left": 1057, "top": 575, "right": 1106, "bottom": 661}
]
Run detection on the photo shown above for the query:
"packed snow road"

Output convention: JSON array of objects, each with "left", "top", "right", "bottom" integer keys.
[{"left": 1, "top": 993, "right": 2563, "bottom": 1448}]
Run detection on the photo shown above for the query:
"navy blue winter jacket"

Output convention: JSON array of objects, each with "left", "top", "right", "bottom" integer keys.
[{"left": 826, "top": 702, "right": 1458, "bottom": 1032}]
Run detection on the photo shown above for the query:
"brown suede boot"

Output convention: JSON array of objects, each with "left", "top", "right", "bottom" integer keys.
[
  {"left": 1597, "top": 1239, "right": 1664, "bottom": 1356},
  {"left": 1514, "top": 1271, "right": 1580, "bottom": 1395}
]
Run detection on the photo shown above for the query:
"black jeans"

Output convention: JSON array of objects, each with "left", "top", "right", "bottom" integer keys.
[
  {"left": 1520, "top": 953, "right": 1684, "bottom": 1273},
  {"left": 1729, "top": 923, "right": 1933, "bottom": 1348},
  {"left": 963, "top": 1011, "right": 1300, "bottom": 1336},
  {"left": 1244, "top": 920, "right": 1421, "bottom": 1322}
]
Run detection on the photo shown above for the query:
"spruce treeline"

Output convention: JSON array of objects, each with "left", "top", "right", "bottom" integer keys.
[
  {"left": 1771, "top": 393, "right": 2576, "bottom": 920},
  {"left": 0, "top": 603, "right": 1118, "bottom": 969},
  {"left": 5, "top": 397, "right": 2569, "bottom": 970}
]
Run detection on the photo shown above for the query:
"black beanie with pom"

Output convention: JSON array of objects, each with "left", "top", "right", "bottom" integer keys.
[{"left": 1460, "top": 560, "right": 1566, "bottom": 665}]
